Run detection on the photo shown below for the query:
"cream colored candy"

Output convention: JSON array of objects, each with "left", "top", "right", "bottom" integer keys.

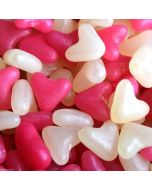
[
  {"left": 11, "top": 79, "right": 37, "bottom": 116},
  {"left": 73, "top": 59, "right": 106, "bottom": 92},
  {"left": 53, "top": 19, "right": 77, "bottom": 33},
  {"left": 78, "top": 120, "right": 119, "bottom": 161},
  {"left": 120, "top": 30, "right": 152, "bottom": 57},
  {"left": 78, "top": 19, "right": 114, "bottom": 29},
  {"left": 42, "top": 126, "right": 80, "bottom": 165},
  {"left": 52, "top": 109, "right": 94, "bottom": 129},
  {"left": 50, "top": 68, "right": 75, "bottom": 106},
  {"left": 110, "top": 79, "right": 149, "bottom": 124},
  {"left": 0, "top": 111, "right": 21, "bottom": 131},
  {"left": 129, "top": 46, "right": 152, "bottom": 88},
  {"left": 3, "top": 49, "right": 42, "bottom": 73},
  {"left": 65, "top": 24, "right": 105, "bottom": 62},
  {"left": 118, "top": 122, "right": 152, "bottom": 159},
  {"left": 0, "top": 57, "right": 6, "bottom": 69},
  {"left": 119, "top": 154, "right": 150, "bottom": 171}
]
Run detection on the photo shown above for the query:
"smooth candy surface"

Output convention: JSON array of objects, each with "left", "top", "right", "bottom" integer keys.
[
  {"left": 73, "top": 59, "right": 106, "bottom": 92},
  {"left": 15, "top": 122, "right": 51, "bottom": 169},
  {"left": 14, "top": 19, "right": 53, "bottom": 33},
  {"left": 130, "top": 19, "right": 152, "bottom": 31},
  {"left": 52, "top": 109, "right": 94, "bottom": 129},
  {"left": 129, "top": 46, "right": 152, "bottom": 88},
  {"left": 0, "top": 135, "right": 6, "bottom": 164},
  {"left": 42, "top": 126, "right": 80, "bottom": 165},
  {"left": 11, "top": 79, "right": 36, "bottom": 116},
  {"left": 30, "top": 72, "right": 71, "bottom": 111},
  {"left": 61, "top": 164, "right": 81, "bottom": 171},
  {"left": 78, "top": 19, "right": 114, "bottom": 28},
  {"left": 119, "top": 154, "right": 150, "bottom": 171},
  {"left": 110, "top": 79, "right": 149, "bottom": 124},
  {"left": 19, "top": 34, "right": 58, "bottom": 64},
  {"left": 118, "top": 122, "right": 152, "bottom": 159},
  {"left": 65, "top": 24, "right": 105, "bottom": 62},
  {"left": 97, "top": 25, "right": 128, "bottom": 61},
  {"left": 0, "top": 111, "right": 20, "bottom": 131},
  {"left": 4, "top": 49, "right": 42, "bottom": 73},
  {"left": 140, "top": 146, "right": 152, "bottom": 161},
  {"left": 81, "top": 150, "right": 106, "bottom": 171},
  {"left": 75, "top": 82, "right": 112, "bottom": 121},
  {"left": 0, "top": 67, "right": 20, "bottom": 110},
  {"left": 78, "top": 120, "right": 119, "bottom": 161}
]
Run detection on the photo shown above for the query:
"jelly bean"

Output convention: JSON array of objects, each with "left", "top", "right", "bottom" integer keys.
[
  {"left": 19, "top": 34, "right": 58, "bottom": 64},
  {"left": 81, "top": 150, "right": 106, "bottom": 171},
  {"left": 78, "top": 121, "right": 119, "bottom": 161},
  {"left": 21, "top": 111, "right": 53, "bottom": 132},
  {"left": 42, "top": 126, "right": 80, "bottom": 165},
  {"left": 120, "top": 30, "right": 152, "bottom": 57},
  {"left": 11, "top": 79, "right": 37, "bottom": 116},
  {"left": 129, "top": 46, "right": 152, "bottom": 88},
  {"left": 0, "top": 135, "right": 6, "bottom": 164},
  {"left": 0, "top": 20, "right": 32, "bottom": 56},
  {"left": 78, "top": 19, "right": 114, "bottom": 29},
  {"left": 52, "top": 109, "right": 94, "bottom": 129},
  {"left": 0, "top": 57, "right": 6, "bottom": 70},
  {"left": 140, "top": 146, "right": 152, "bottom": 161},
  {"left": 65, "top": 24, "right": 105, "bottom": 62},
  {"left": 15, "top": 122, "right": 51, "bottom": 169},
  {"left": 0, "top": 111, "right": 20, "bottom": 131},
  {"left": 61, "top": 164, "right": 81, "bottom": 171},
  {"left": 130, "top": 19, "right": 152, "bottom": 32},
  {"left": 30, "top": 72, "right": 71, "bottom": 111},
  {"left": 97, "top": 25, "right": 128, "bottom": 61},
  {"left": 45, "top": 30, "right": 78, "bottom": 62},
  {"left": 73, "top": 59, "right": 106, "bottom": 92},
  {"left": 110, "top": 79, "right": 149, "bottom": 124},
  {"left": 14, "top": 19, "right": 53, "bottom": 33},
  {"left": 0, "top": 66, "right": 20, "bottom": 109},
  {"left": 75, "top": 82, "right": 112, "bottom": 121},
  {"left": 53, "top": 19, "right": 78, "bottom": 33},
  {"left": 4, "top": 49, "right": 42, "bottom": 73},
  {"left": 101, "top": 157, "right": 124, "bottom": 171},
  {"left": 118, "top": 122, "right": 152, "bottom": 159},
  {"left": 119, "top": 154, "right": 150, "bottom": 171},
  {"left": 6, "top": 150, "right": 30, "bottom": 171}
]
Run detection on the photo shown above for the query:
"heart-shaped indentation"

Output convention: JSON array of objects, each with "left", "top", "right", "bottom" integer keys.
[
  {"left": 130, "top": 19, "right": 152, "bottom": 32},
  {"left": 78, "top": 120, "right": 119, "bottom": 161},
  {"left": 110, "top": 79, "right": 149, "bottom": 124},
  {"left": 42, "top": 126, "right": 80, "bottom": 165},
  {"left": 75, "top": 82, "right": 112, "bottom": 121},
  {"left": 73, "top": 59, "right": 106, "bottom": 92},
  {"left": 30, "top": 72, "right": 71, "bottom": 111},
  {"left": 97, "top": 25, "right": 128, "bottom": 61},
  {"left": 65, "top": 24, "right": 105, "bottom": 62},
  {"left": 14, "top": 19, "right": 53, "bottom": 33},
  {"left": 118, "top": 122, "right": 152, "bottom": 159},
  {"left": 129, "top": 46, "right": 152, "bottom": 88}
]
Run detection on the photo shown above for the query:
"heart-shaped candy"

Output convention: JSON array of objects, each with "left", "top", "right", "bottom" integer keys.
[
  {"left": 30, "top": 72, "right": 71, "bottom": 111},
  {"left": 42, "top": 126, "right": 80, "bottom": 165},
  {"left": 65, "top": 24, "right": 105, "bottom": 62},
  {"left": 130, "top": 19, "right": 152, "bottom": 32},
  {"left": 78, "top": 120, "right": 119, "bottom": 161},
  {"left": 118, "top": 122, "right": 152, "bottom": 159},
  {"left": 129, "top": 46, "right": 152, "bottom": 88},
  {"left": 110, "top": 79, "right": 149, "bottom": 124}
]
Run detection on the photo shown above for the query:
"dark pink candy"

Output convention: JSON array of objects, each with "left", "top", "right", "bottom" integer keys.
[
  {"left": 98, "top": 25, "right": 128, "bottom": 61},
  {"left": 61, "top": 164, "right": 81, "bottom": 171},
  {"left": 102, "top": 157, "right": 124, "bottom": 171},
  {"left": 30, "top": 72, "right": 71, "bottom": 111},
  {"left": 68, "top": 148, "right": 77, "bottom": 164},
  {"left": 0, "top": 20, "right": 32, "bottom": 56},
  {"left": 21, "top": 111, "right": 53, "bottom": 132},
  {"left": 19, "top": 34, "right": 58, "bottom": 64},
  {"left": 75, "top": 82, "right": 112, "bottom": 121},
  {"left": 0, "top": 165, "right": 7, "bottom": 171},
  {"left": 130, "top": 19, "right": 152, "bottom": 31},
  {"left": 140, "top": 147, "right": 152, "bottom": 161},
  {"left": 15, "top": 122, "right": 51, "bottom": 170},
  {"left": 0, "top": 134, "right": 6, "bottom": 164},
  {"left": 2, "top": 134, "right": 15, "bottom": 151},
  {"left": 81, "top": 150, "right": 106, "bottom": 171},
  {"left": 0, "top": 67, "right": 20, "bottom": 109},
  {"left": 14, "top": 19, "right": 53, "bottom": 33}
]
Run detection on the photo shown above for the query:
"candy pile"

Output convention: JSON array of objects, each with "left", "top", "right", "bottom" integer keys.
[{"left": 1, "top": 19, "right": 152, "bottom": 171}]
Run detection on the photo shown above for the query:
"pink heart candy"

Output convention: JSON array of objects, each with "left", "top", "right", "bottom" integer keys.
[
  {"left": 30, "top": 72, "right": 72, "bottom": 111},
  {"left": 130, "top": 19, "right": 152, "bottom": 31},
  {"left": 14, "top": 19, "right": 53, "bottom": 33}
]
